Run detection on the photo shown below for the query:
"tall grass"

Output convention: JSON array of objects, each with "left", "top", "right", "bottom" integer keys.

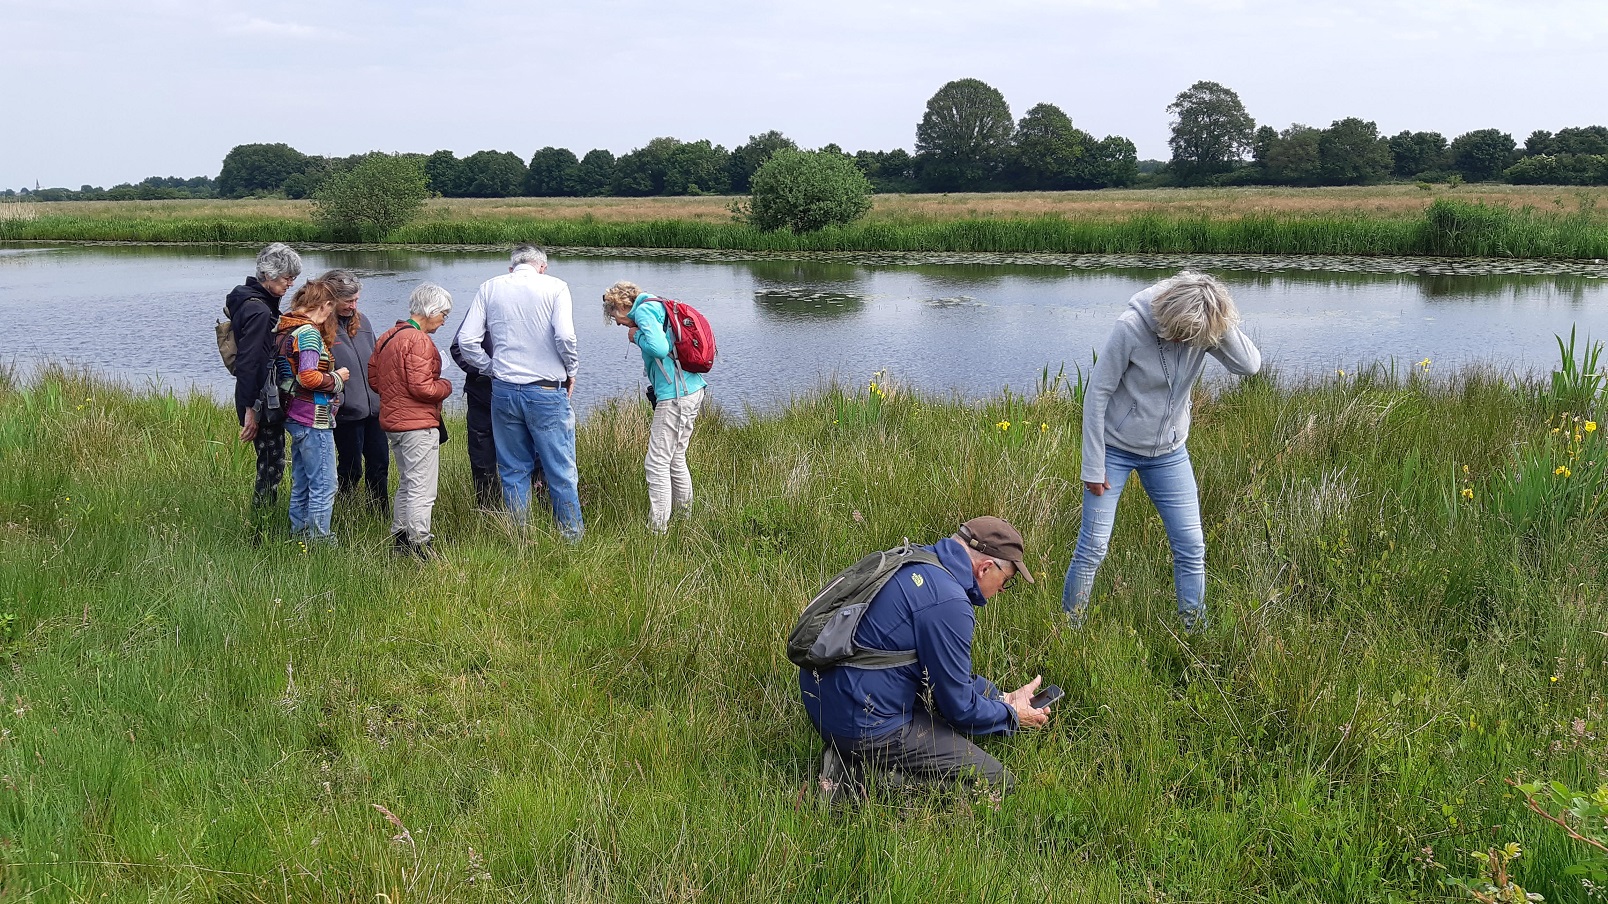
[
  {"left": 1, "top": 360, "right": 1605, "bottom": 901},
  {"left": 5, "top": 198, "right": 1608, "bottom": 258}
]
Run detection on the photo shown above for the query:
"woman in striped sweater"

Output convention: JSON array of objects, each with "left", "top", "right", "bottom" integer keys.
[{"left": 273, "top": 279, "right": 349, "bottom": 543}]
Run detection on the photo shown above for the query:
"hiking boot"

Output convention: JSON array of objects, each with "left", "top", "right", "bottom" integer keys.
[
  {"left": 390, "top": 531, "right": 412, "bottom": 557},
  {"left": 817, "top": 744, "right": 861, "bottom": 808},
  {"left": 411, "top": 540, "right": 442, "bottom": 562}
]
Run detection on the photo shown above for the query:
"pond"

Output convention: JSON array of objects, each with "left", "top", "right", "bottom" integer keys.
[{"left": 2, "top": 243, "right": 1606, "bottom": 415}]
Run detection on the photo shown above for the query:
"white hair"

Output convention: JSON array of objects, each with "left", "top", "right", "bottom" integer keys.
[
  {"left": 409, "top": 283, "right": 453, "bottom": 319},
  {"left": 510, "top": 244, "right": 547, "bottom": 268},
  {"left": 255, "top": 242, "right": 302, "bottom": 281},
  {"left": 1150, "top": 270, "right": 1241, "bottom": 349}
]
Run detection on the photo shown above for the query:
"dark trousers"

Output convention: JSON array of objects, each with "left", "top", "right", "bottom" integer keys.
[
  {"left": 333, "top": 415, "right": 389, "bottom": 507},
  {"left": 251, "top": 420, "right": 287, "bottom": 507},
  {"left": 836, "top": 707, "right": 1013, "bottom": 795},
  {"left": 466, "top": 390, "right": 498, "bottom": 503}
]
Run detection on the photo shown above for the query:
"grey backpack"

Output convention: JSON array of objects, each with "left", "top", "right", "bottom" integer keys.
[{"left": 786, "top": 541, "right": 947, "bottom": 671}]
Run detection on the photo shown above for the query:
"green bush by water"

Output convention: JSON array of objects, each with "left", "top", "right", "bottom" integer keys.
[
  {"left": 6, "top": 198, "right": 1607, "bottom": 258},
  {"left": 1, "top": 360, "right": 1605, "bottom": 902}
]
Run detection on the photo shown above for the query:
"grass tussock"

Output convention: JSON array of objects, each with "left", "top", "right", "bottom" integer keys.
[
  {"left": 0, "top": 359, "right": 1605, "bottom": 902},
  {"left": 5, "top": 187, "right": 1608, "bottom": 258}
]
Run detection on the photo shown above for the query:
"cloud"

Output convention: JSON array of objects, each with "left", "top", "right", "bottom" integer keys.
[{"left": 225, "top": 17, "right": 336, "bottom": 40}]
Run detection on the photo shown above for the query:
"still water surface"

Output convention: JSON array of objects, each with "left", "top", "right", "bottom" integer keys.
[{"left": 2, "top": 243, "right": 1606, "bottom": 415}]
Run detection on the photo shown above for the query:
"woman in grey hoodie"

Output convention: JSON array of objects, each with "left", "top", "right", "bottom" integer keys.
[{"left": 1065, "top": 271, "right": 1261, "bottom": 632}]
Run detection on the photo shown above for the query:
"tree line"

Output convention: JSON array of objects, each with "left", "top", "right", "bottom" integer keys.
[
  {"left": 1164, "top": 80, "right": 1608, "bottom": 187},
  {"left": 8, "top": 77, "right": 1608, "bottom": 202}
]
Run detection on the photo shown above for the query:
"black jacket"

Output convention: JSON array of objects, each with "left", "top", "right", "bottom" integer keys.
[
  {"left": 226, "top": 277, "right": 282, "bottom": 421},
  {"left": 449, "top": 334, "right": 494, "bottom": 408}
]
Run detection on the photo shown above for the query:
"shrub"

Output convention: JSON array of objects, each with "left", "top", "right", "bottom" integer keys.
[
  {"left": 310, "top": 154, "right": 429, "bottom": 239},
  {"left": 742, "top": 149, "right": 873, "bottom": 233}
]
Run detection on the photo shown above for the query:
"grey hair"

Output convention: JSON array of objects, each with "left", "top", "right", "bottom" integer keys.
[
  {"left": 255, "top": 242, "right": 302, "bottom": 281},
  {"left": 1150, "top": 270, "right": 1240, "bottom": 349},
  {"left": 510, "top": 244, "right": 547, "bottom": 268},
  {"left": 319, "top": 268, "right": 362, "bottom": 300},
  {"left": 409, "top": 283, "right": 453, "bottom": 319}
]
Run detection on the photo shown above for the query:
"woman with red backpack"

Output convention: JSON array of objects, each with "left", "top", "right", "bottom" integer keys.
[{"left": 603, "top": 281, "right": 708, "bottom": 534}]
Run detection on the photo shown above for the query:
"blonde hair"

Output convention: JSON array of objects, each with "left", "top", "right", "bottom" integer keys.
[
  {"left": 1150, "top": 271, "right": 1240, "bottom": 349},
  {"left": 602, "top": 280, "right": 641, "bottom": 320}
]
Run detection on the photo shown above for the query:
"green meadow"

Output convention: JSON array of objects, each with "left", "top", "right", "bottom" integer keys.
[
  {"left": 1, "top": 353, "right": 1606, "bottom": 902},
  {"left": 4, "top": 193, "right": 1608, "bottom": 258}
]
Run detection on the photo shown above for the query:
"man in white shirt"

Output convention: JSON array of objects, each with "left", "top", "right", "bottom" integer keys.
[{"left": 455, "top": 245, "right": 583, "bottom": 539}]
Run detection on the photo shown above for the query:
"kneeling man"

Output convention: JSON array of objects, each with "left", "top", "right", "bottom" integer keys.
[{"left": 798, "top": 516, "right": 1051, "bottom": 797}]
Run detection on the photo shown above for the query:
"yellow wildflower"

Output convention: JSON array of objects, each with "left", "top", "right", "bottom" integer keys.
[
  {"left": 1587, "top": 421, "right": 1598, "bottom": 433},
  {"left": 1040, "top": 423, "right": 1049, "bottom": 433},
  {"left": 1460, "top": 487, "right": 1474, "bottom": 501},
  {"left": 995, "top": 420, "right": 1011, "bottom": 432},
  {"left": 1555, "top": 465, "right": 1572, "bottom": 478},
  {"left": 1336, "top": 369, "right": 1346, "bottom": 378},
  {"left": 1418, "top": 358, "right": 1431, "bottom": 369},
  {"left": 1551, "top": 675, "right": 1560, "bottom": 683},
  {"left": 1461, "top": 464, "right": 1470, "bottom": 475}
]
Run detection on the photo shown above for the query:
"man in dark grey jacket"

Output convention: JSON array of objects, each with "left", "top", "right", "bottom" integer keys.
[
  {"left": 325, "top": 270, "right": 389, "bottom": 513},
  {"left": 227, "top": 243, "right": 301, "bottom": 514}
]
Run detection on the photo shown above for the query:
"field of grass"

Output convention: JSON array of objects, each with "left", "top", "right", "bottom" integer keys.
[
  {"left": 4, "top": 186, "right": 1608, "bottom": 257},
  {"left": 2, "top": 355, "right": 1606, "bottom": 902}
]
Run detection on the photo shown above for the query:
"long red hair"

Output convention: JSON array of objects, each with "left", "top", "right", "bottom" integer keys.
[{"left": 285, "top": 279, "right": 340, "bottom": 349}]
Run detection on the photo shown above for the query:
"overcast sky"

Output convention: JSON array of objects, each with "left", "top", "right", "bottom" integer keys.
[{"left": 4, "top": 0, "right": 1605, "bottom": 189}]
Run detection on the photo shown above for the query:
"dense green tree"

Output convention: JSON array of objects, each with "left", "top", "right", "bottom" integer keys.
[
  {"left": 217, "top": 143, "right": 311, "bottom": 197},
  {"left": 1261, "top": 125, "right": 1322, "bottom": 184},
  {"left": 1388, "top": 131, "right": 1449, "bottom": 178},
  {"left": 1317, "top": 118, "right": 1391, "bottom": 184},
  {"left": 1007, "top": 103, "right": 1088, "bottom": 190},
  {"left": 1079, "top": 136, "right": 1139, "bottom": 188},
  {"left": 1449, "top": 129, "right": 1516, "bottom": 181},
  {"left": 456, "top": 150, "right": 526, "bottom": 197},
  {"left": 573, "top": 149, "right": 616, "bottom": 196},
  {"left": 311, "top": 153, "right": 429, "bottom": 239},
  {"left": 612, "top": 137, "right": 680, "bottom": 196},
  {"left": 852, "top": 149, "right": 918, "bottom": 193},
  {"left": 728, "top": 131, "right": 797, "bottom": 193},
  {"left": 525, "top": 147, "right": 580, "bottom": 197},
  {"left": 1165, "top": 81, "right": 1255, "bottom": 179},
  {"left": 1526, "top": 126, "right": 1608, "bottom": 157},
  {"left": 423, "top": 151, "right": 463, "bottom": 196},
  {"left": 664, "top": 140, "right": 731, "bottom": 195},
  {"left": 914, "top": 78, "right": 1014, "bottom": 191},
  {"left": 744, "top": 148, "right": 873, "bottom": 232}
]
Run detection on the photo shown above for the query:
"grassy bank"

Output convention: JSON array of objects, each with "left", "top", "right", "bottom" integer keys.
[
  {"left": 4, "top": 186, "right": 1608, "bottom": 257},
  {"left": 1, "top": 359, "right": 1606, "bottom": 902}
]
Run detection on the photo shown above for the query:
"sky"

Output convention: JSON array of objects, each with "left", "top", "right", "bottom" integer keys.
[{"left": 4, "top": 0, "right": 1606, "bottom": 189}]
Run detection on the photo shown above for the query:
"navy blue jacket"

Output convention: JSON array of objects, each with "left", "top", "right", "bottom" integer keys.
[
  {"left": 798, "top": 537, "right": 1018, "bottom": 747},
  {"left": 226, "top": 277, "right": 282, "bottom": 421}
]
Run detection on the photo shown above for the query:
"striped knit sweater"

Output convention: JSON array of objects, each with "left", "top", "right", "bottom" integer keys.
[{"left": 274, "top": 319, "right": 344, "bottom": 428}]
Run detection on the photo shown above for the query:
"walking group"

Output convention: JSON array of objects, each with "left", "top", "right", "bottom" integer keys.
[
  {"left": 223, "top": 242, "right": 1259, "bottom": 800},
  {"left": 223, "top": 242, "right": 706, "bottom": 557}
]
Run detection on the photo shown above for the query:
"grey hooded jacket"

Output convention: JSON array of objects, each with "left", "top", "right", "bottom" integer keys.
[
  {"left": 331, "top": 313, "right": 381, "bottom": 422},
  {"left": 1080, "top": 281, "right": 1262, "bottom": 482}
]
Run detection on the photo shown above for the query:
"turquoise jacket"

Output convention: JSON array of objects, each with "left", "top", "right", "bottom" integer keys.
[{"left": 631, "top": 295, "right": 708, "bottom": 401}]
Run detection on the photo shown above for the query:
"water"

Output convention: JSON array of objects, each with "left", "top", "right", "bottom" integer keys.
[{"left": 2, "top": 243, "right": 1607, "bottom": 415}]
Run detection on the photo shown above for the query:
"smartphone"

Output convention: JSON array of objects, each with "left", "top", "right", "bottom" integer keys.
[{"left": 1029, "top": 684, "right": 1063, "bottom": 709}]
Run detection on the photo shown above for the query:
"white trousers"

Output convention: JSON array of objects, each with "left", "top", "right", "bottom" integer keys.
[
  {"left": 388, "top": 427, "right": 440, "bottom": 543},
  {"left": 645, "top": 388, "right": 704, "bottom": 531}
]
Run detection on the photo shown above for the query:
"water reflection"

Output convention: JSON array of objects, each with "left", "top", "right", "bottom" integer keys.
[
  {"left": 753, "top": 288, "right": 866, "bottom": 320},
  {"left": 3, "top": 243, "right": 1608, "bottom": 416}
]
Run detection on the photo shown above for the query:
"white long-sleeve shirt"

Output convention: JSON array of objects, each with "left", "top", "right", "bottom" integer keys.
[{"left": 454, "top": 264, "right": 578, "bottom": 384}]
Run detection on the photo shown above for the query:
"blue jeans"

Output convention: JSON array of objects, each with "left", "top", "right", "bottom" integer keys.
[
  {"left": 285, "top": 421, "right": 337, "bottom": 542},
  {"left": 1063, "top": 444, "right": 1206, "bottom": 630},
  {"left": 491, "top": 380, "right": 583, "bottom": 539}
]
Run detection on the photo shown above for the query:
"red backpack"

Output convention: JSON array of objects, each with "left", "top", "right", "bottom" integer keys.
[{"left": 650, "top": 296, "right": 717, "bottom": 374}]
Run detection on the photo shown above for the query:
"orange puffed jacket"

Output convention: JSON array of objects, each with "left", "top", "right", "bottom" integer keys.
[{"left": 368, "top": 321, "right": 453, "bottom": 433}]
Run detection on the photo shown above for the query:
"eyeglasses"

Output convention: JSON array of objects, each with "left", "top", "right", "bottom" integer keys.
[{"left": 997, "top": 562, "right": 1019, "bottom": 591}]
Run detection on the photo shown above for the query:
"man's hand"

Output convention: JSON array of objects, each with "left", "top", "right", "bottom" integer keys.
[
  {"left": 1003, "top": 675, "right": 1050, "bottom": 729},
  {"left": 565, "top": 376, "right": 576, "bottom": 398},
  {"left": 239, "top": 407, "right": 259, "bottom": 443},
  {"left": 1086, "top": 479, "right": 1111, "bottom": 497}
]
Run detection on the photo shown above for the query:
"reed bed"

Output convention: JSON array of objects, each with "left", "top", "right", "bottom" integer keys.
[
  {"left": 0, "top": 358, "right": 1604, "bottom": 902},
  {"left": 6, "top": 191, "right": 1608, "bottom": 259}
]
